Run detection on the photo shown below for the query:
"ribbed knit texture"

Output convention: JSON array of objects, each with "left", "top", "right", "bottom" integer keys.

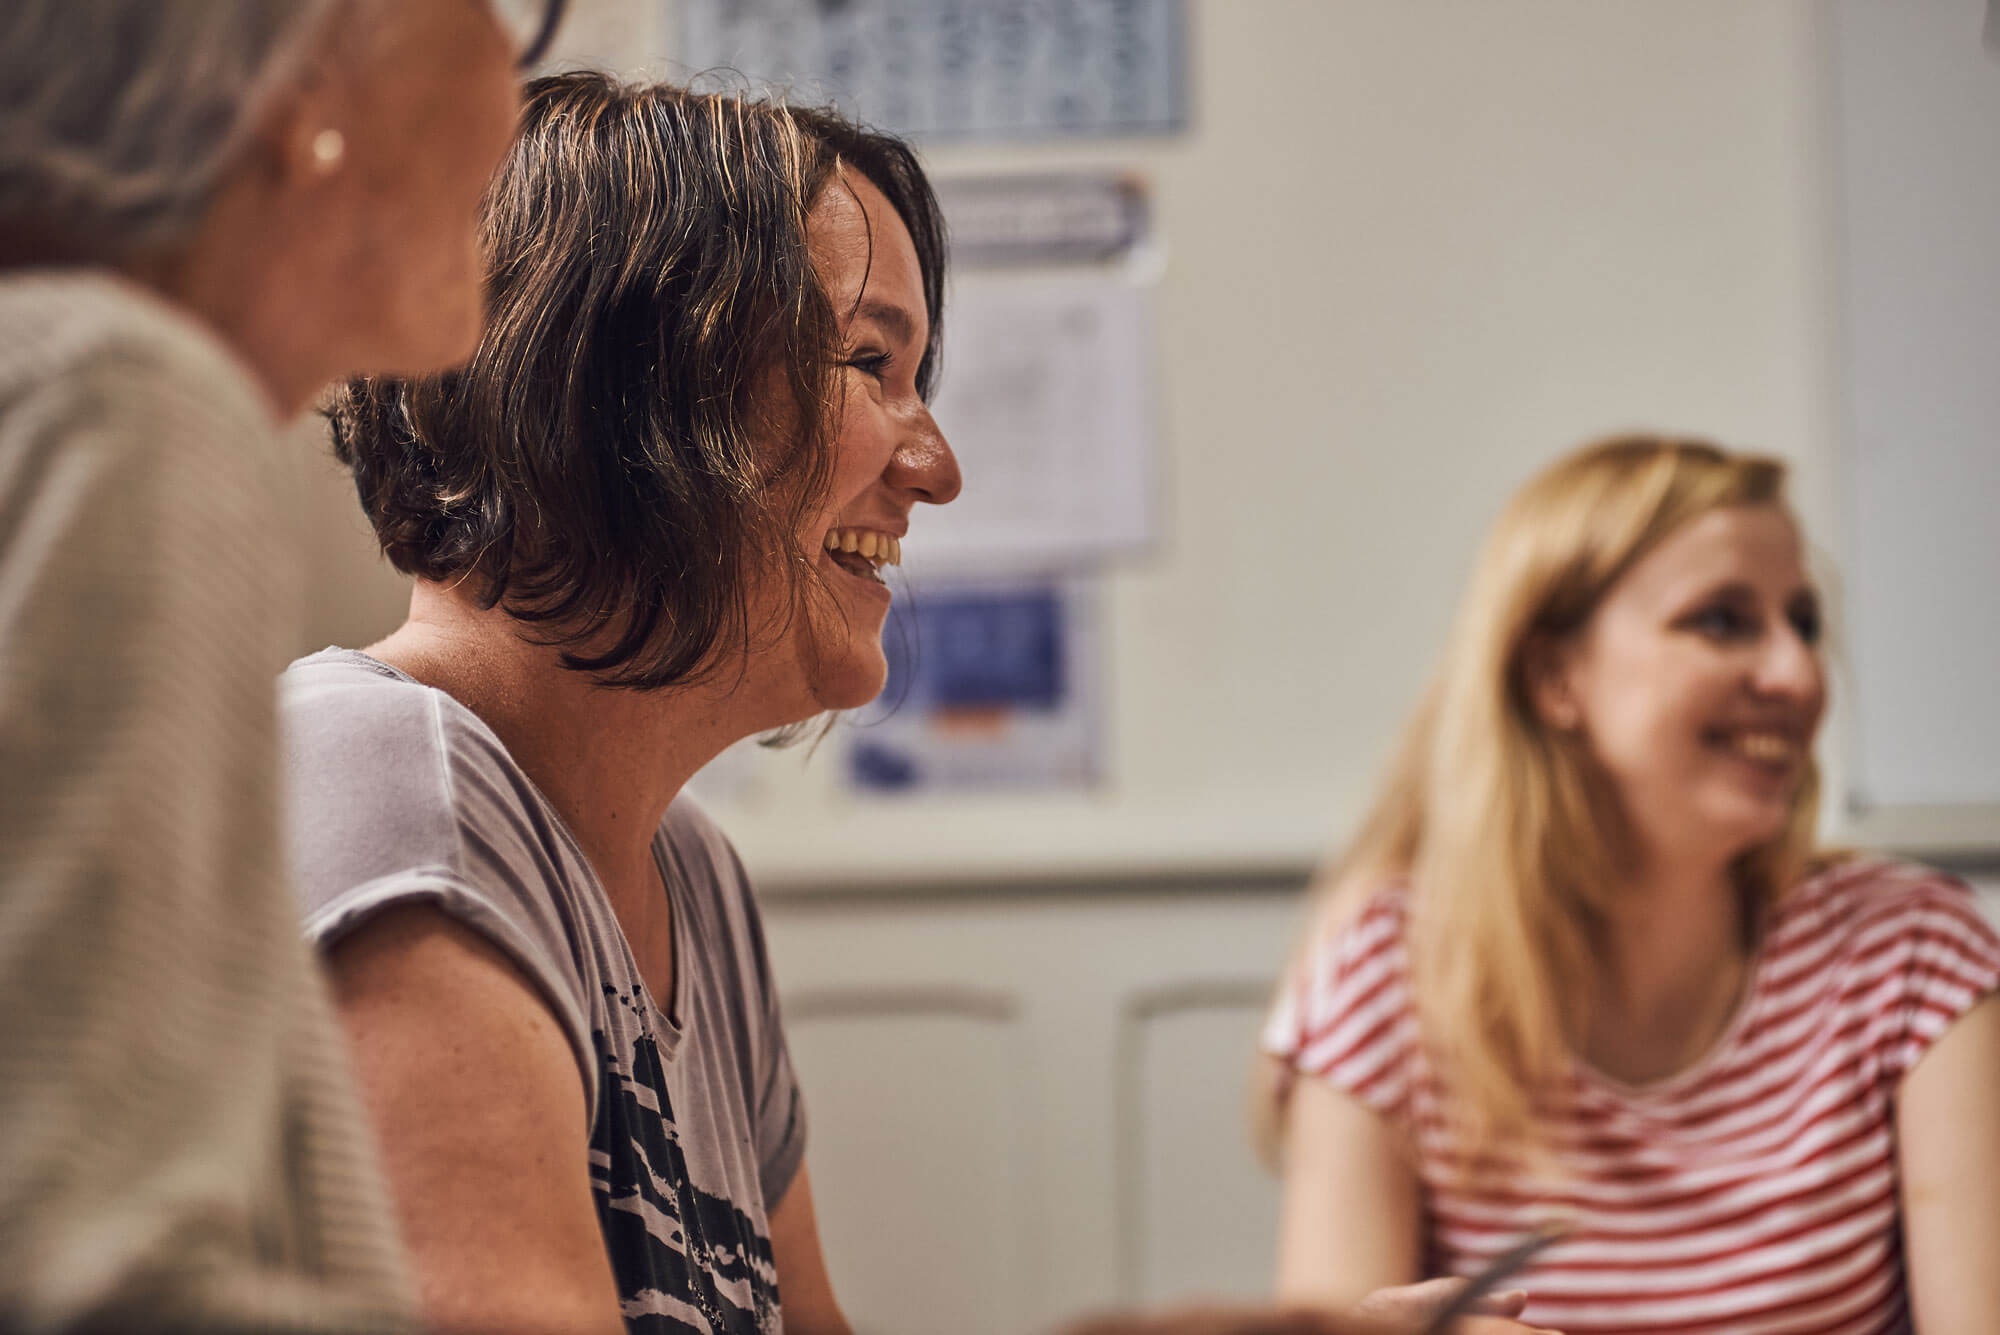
[{"left": 0, "top": 269, "right": 414, "bottom": 1333}]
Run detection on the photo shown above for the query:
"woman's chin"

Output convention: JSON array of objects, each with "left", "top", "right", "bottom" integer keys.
[
  {"left": 810, "top": 648, "right": 889, "bottom": 713},
  {"left": 1695, "top": 799, "right": 1795, "bottom": 864}
]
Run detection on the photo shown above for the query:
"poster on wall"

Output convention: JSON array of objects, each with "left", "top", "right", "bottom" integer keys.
[
  {"left": 904, "top": 272, "right": 1157, "bottom": 574},
  {"left": 898, "top": 172, "right": 1160, "bottom": 574},
  {"left": 674, "top": 0, "right": 1187, "bottom": 141},
  {"left": 843, "top": 577, "right": 1102, "bottom": 794},
  {"left": 826, "top": 171, "right": 1158, "bottom": 796}
]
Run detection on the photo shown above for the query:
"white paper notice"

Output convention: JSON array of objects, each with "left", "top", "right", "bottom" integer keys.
[{"left": 906, "top": 273, "right": 1157, "bottom": 574}]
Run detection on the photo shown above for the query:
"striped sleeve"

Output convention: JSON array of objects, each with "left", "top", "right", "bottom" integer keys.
[
  {"left": 1261, "top": 886, "right": 1419, "bottom": 1119},
  {"left": 1845, "top": 865, "right": 2000, "bottom": 1090}
]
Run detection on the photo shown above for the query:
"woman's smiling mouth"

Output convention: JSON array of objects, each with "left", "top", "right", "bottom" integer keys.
[
  {"left": 1703, "top": 725, "right": 1805, "bottom": 773},
  {"left": 823, "top": 526, "right": 901, "bottom": 585}
]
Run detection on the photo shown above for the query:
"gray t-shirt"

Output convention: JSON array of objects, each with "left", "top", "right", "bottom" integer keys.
[{"left": 281, "top": 649, "right": 806, "bottom": 1334}]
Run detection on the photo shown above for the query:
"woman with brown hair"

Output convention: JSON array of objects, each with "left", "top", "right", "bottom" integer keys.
[
  {"left": 289, "top": 71, "right": 958, "bottom": 1335},
  {"left": 1261, "top": 436, "right": 2000, "bottom": 1333}
]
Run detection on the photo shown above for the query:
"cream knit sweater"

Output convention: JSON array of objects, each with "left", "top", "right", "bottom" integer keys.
[{"left": 0, "top": 270, "right": 413, "bottom": 1333}]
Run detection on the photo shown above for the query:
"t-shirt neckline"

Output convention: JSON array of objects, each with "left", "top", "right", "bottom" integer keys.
[{"left": 1569, "top": 914, "right": 1773, "bottom": 1104}]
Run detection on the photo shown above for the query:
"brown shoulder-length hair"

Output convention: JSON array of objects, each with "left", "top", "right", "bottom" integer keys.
[{"left": 325, "top": 72, "right": 947, "bottom": 688}]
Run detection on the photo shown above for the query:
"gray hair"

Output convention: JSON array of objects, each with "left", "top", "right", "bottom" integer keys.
[{"left": 0, "top": 0, "right": 342, "bottom": 253}]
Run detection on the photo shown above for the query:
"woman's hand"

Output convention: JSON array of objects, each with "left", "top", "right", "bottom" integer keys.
[
  {"left": 1353, "top": 1277, "right": 1555, "bottom": 1332},
  {"left": 1058, "top": 1295, "right": 1549, "bottom": 1335},
  {"left": 1058, "top": 1303, "right": 1395, "bottom": 1335}
]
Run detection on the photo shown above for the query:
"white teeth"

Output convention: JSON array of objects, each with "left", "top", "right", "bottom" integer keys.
[
  {"left": 1731, "top": 732, "right": 1794, "bottom": 762},
  {"left": 823, "top": 527, "right": 901, "bottom": 570}
]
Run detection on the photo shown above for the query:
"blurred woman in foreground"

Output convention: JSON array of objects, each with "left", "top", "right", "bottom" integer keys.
[
  {"left": 1262, "top": 436, "right": 2000, "bottom": 1333},
  {"left": 0, "top": 2, "right": 531, "bottom": 1327}
]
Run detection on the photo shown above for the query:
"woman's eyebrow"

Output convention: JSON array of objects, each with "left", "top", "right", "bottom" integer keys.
[
  {"left": 854, "top": 298, "right": 917, "bottom": 346},
  {"left": 1670, "top": 578, "right": 1754, "bottom": 609}
]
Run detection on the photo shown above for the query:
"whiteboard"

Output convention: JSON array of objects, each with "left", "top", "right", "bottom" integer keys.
[{"left": 1831, "top": 0, "right": 2000, "bottom": 846}]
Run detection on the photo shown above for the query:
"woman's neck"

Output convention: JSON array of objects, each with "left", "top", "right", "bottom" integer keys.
[
  {"left": 127, "top": 189, "right": 318, "bottom": 415},
  {"left": 365, "top": 587, "right": 786, "bottom": 916},
  {"left": 1582, "top": 852, "right": 1752, "bottom": 1085}
]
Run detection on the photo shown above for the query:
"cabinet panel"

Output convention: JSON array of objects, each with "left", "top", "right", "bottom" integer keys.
[
  {"left": 784, "top": 987, "right": 1034, "bottom": 1335},
  {"left": 764, "top": 888, "right": 1305, "bottom": 1325},
  {"left": 1119, "top": 986, "right": 1283, "bottom": 1306}
]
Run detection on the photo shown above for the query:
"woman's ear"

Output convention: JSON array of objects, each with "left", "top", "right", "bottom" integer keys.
[
  {"left": 233, "top": 31, "right": 347, "bottom": 194},
  {"left": 1522, "top": 633, "right": 1583, "bottom": 732}
]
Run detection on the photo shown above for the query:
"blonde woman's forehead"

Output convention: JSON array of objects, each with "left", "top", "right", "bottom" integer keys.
[{"left": 1614, "top": 504, "right": 1810, "bottom": 607}]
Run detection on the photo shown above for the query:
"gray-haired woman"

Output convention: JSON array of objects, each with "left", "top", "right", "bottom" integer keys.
[{"left": 0, "top": 3, "right": 549, "bottom": 1329}]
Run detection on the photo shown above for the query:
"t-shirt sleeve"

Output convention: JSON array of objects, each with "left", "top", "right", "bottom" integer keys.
[
  {"left": 739, "top": 872, "right": 807, "bottom": 1211},
  {"left": 1261, "top": 885, "right": 1420, "bottom": 1120},
  {"left": 660, "top": 797, "right": 807, "bottom": 1212},
  {"left": 284, "top": 680, "right": 600, "bottom": 1121},
  {"left": 1847, "top": 864, "right": 2000, "bottom": 1091}
]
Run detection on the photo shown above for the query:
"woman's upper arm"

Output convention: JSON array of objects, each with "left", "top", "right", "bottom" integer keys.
[
  {"left": 1898, "top": 990, "right": 2000, "bottom": 1335},
  {"left": 1273, "top": 1062, "right": 1422, "bottom": 1308},
  {"left": 323, "top": 902, "right": 625, "bottom": 1335},
  {"left": 767, "top": 1164, "right": 851, "bottom": 1335}
]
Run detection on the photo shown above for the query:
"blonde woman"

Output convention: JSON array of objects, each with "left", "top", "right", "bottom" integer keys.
[{"left": 1260, "top": 437, "right": 2000, "bottom": 1333}]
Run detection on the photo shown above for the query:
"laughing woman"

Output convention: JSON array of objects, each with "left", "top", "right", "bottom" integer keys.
[
  {"left": 285, "top": 73, "right": 958, "bottom": 1334},
  {"left": 1260, "top": 436, "right": 2000, "bottom": 1334}
]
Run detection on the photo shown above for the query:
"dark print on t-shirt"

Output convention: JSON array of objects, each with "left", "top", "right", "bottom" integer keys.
[{"left": 590, "top": 1002, "right": 781, "bottom": 1334}]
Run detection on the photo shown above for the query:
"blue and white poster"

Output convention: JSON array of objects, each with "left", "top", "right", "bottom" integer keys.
[{"left": 845, "top": 577, "right": 1101, "bottom": 793}]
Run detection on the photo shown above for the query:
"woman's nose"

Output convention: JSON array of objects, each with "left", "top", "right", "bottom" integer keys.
[
  {"left": 890, "top": 408, "right": 962, "bottom": 506},
  {"left": 1756, "top": 621, "right": 1825, "bottom": 703}
]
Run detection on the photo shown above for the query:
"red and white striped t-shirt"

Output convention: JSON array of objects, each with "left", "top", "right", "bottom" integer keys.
[{"left": 1263, "top": 860, "right": 2000, "bottom": 1334}]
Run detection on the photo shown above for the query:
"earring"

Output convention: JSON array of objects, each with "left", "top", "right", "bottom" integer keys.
[{"left": 310, "top": 128, "right": 346, "bottom": 174}]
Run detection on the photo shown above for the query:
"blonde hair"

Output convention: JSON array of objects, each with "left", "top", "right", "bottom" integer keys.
[{"left": 1257, "top": 434, "right": 1826, "bottom": 1171}]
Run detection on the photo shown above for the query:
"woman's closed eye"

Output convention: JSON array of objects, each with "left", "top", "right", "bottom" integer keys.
[{"left": 844, "top": 348, "right": 894, "bottom": 379}]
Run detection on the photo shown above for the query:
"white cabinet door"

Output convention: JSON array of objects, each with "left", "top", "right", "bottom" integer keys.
[{"left": 762, "top": 888, "right": 1304, "bottom": 1333}]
